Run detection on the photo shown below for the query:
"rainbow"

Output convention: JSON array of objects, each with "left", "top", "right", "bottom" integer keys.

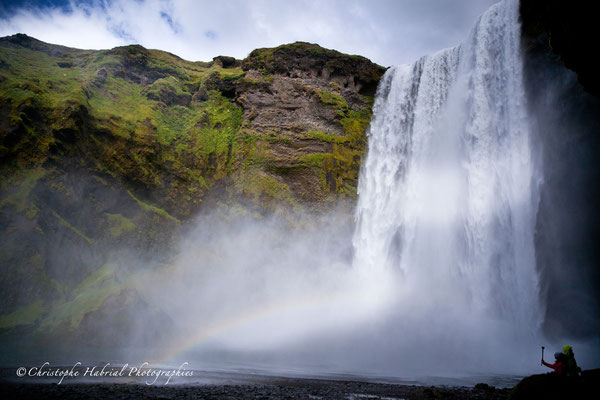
[{"left": 152, "top": 285, "right": 374, "bottom": 366}]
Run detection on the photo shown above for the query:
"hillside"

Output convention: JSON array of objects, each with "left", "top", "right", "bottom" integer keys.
[{"left": 0, "top": 34, "right": 385, "bottom": 346}]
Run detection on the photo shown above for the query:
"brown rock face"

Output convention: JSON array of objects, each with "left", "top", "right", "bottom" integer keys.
[{"left": 227, "top": 42, "right": 386, "bottom": 212}]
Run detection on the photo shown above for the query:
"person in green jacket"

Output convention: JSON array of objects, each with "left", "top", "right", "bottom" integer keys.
[{"left": 562, "top": 345, "right": 582, "bottom": 377}]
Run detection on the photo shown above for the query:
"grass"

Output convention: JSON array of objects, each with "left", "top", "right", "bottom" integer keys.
[
  {"left": 233, "top": 168, "right": 298, "bottom": 210},
  {"left": 219, "top": 69, "right": 245, "bottom": 80},
  {"left": 0, "top": 168, "right": 46, "bottom": 214},
  {"left": 244, "top": 42, "right": 367, "bottom": 73},
  {"left": 0, "top": 38, "right": 248, "bottom": 220},
  {"left": 104, "top": 213, "right": 136, "bottom": 238},
  {"left": 1, "top": 36, "right": 375, "bottom": 212},
  {"left": 304, "top": 129, "right": 349, "bottom": 144},
  {"left": 51, "top": 210, "right": 94, "bottom": 245},
  {"left": 189, "top": 91, "right": 243, "bottom": 157},
  {"left": 126, "top": 190, "right": 180, "bottom": 224},
  {"left": 318, "top": 90, "right": 349, "bottom": 115},
  {"left": 0, "top": 300, "right": 45, "bottom": 329},
  {"left": 0, "top": 35, "right": 383, "bottom": 338},
  {"left": 39, "top": 263, "right": 122, "bottom": 331},
  {"left": 0, "top": 38, "right": 244, "bottom": 147},
  {"left": 291, "top": 90, "right": 374, "bottom": 198}
]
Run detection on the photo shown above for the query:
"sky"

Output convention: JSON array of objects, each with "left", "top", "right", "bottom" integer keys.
[{"left": 0, "top": 0, "right": 498, "bottom": 66}]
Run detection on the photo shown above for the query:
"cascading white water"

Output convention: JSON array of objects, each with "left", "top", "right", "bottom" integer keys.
[
  {"left": 354, "top": 0, "right": 542, "bottom": 337},
  {"left": 123, "top": 0, "right": 551, "bottom": 379}
]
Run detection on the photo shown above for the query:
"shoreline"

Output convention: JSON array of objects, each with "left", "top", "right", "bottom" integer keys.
[
  {"left": 0, "top": 364, "right": 523, "bottom": 387},
  {"left": 0, "top": 369, "right": 511, "bottom": 399}
]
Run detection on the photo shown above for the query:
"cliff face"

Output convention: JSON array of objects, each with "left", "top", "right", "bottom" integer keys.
[
  {"left": 519, "top": 0, "right": 600, "bottom": 339},
  {"left": 0, "top": 34, "right": 384, "bottom": 344},
  {"left": 520, "top": 0, "right": 598, "bottom": 96}
]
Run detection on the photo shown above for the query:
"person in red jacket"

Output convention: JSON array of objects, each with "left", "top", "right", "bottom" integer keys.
[{"left": 542, "top": 352, "right": 567, "bottom": 375}]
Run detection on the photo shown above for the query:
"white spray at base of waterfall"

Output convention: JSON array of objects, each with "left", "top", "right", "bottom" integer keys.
[
  {"left": 125, "top": 0, "right": 560, "bottom": 378},
  {"left": 352, "top": 0, "right": 543, "bottom": 368}
]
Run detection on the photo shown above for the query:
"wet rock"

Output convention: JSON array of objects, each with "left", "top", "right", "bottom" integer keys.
[{"left": 509, "top": 370, "right": 599, "bottom": 400}]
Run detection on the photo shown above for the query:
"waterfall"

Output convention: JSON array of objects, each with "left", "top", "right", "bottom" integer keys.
[{"left": 354, "top": 0, "right": 542, "bottom": 335}]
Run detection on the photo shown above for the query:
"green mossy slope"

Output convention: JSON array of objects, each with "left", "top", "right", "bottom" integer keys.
[{"left": 0, "top": 34, "right": 385, "bottom": 340}]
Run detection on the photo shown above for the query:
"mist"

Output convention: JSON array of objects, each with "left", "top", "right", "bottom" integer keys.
[
  {"left": 111, "top": 0, "right": 600, "bottom": 379},
  {"left": 2, "top": 0, "right": 599, "bottom": 384},
  {"left": 113, "top": 208, "right": 531, "bottom": 378}
]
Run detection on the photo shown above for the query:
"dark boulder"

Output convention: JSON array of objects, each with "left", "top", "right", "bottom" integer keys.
[
  {"left": 212, "top": 55, "right": 240, "bottom": 68},
  {"left": 204, "top": 71, "right": 237, "bottom": 99},
  {"left": 510, "top": 370, "right": 600, "bottom": 400}
]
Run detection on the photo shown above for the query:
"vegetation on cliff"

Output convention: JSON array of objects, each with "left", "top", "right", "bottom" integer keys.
[{"left": 0, "top": 34, "right": 384, "bottom": 340}]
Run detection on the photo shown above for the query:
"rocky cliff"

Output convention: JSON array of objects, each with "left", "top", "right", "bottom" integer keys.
[
  {"left": 0, "top": 34, "right": 384, "bottom": 347},
  {"left": 519, "top": 0, "right": 600, "bottom": 339},
  {"left": 520, "top": 0, "right": 598, "bottom": 96}
]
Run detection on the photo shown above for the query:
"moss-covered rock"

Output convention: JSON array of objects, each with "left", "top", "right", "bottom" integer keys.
[
  {"left": 242, "top": 41, "right": 386, "bottom": 96},
  {"left": 0, "top": 35, "right": 385, "bottom": 343}
]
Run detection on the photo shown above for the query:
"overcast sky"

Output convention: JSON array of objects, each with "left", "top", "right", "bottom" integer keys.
[{"left": 0, "top": 0, "right": 499, "bottom": 66}]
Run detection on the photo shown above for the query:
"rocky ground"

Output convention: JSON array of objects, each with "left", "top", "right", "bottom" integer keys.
[
  {"left": 3, "top": 368, "right": 599, "bottom": 399},
  {"left": 0, "top": 375, "right": 509, "bottom": 400}
]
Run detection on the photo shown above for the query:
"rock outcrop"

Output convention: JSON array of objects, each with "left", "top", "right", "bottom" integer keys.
[{"left": 509, "top": 370, "right": 600, "bottom": 400}]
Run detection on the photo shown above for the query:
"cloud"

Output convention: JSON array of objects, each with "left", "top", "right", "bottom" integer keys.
[{"left": 0, "top": 0, "right": 499, "bottom": 66}]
